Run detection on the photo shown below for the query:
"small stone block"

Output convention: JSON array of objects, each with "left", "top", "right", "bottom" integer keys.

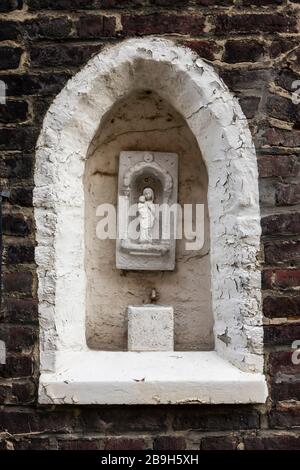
[{"left": 127, "top": 305, "right": 174, "bottom": 352}]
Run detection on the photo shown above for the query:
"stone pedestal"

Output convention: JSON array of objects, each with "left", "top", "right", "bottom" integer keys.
[{"left": 127, "top": 305, "right": 174, "bottom": 351}]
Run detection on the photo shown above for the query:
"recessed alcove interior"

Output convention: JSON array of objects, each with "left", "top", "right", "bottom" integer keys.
[
  {"left": 84, "top": 89, "right": 213, "bottom": 352},
  {"left": 35, "top": 37, "right": 268, "bottom": 405}
]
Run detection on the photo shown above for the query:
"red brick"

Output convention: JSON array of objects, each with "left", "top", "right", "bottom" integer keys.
[
  {"left": 223, "top": 40, "right": 265, "bottom": 63},
  {"left": 0, "top": 0, "right": 22, "bottom": 12},
  {"left": 244, "top": 434, "right": 300, "bottom": 450},
  {"left": 104, "top": 438, "right": 146, "bottom": 450},
  {"left": 264, "top": 322, "right": 300, "bottom": 346},
  {"left": 271, "top": 381, "right": 300, "bottom": 401},
  {"left": 58, "top": 439, "right": 100, "bottom": 450},
  {"left": 276, "top": 183, "right": 300, "bottom": 206},
  {"left": 76, "top": 15, "right": 116, "bottom": 38},
  {"left": 262, "top": 213, "right": 300, "bottom": 236},
  {"left": 183, "top": 40, "right": 221, "bottom": 61},
  {"left": 268, "top": 350, "right": 300, "bottom": 376},
  {"left": 214, "top": 13, "right": 297, "bottom": 34},
  {"left": 0, "top": 298, "right": 38, "bottom": 323},
  {"left": 269, "top": 403, "right": 300, "bottom": 429},
  {"left": 264, "top": 240, "right": 300, "bottom": 265},
  {"left": 30, "top": 44, "right": 102, "bottom": 68},
  {"left": 2, "top": 271, "right": 33, "bottom": 296},
  {"left": 0, "top": 354, "right": 33, "bottom": 378},
  {"left": 262, "top": 269, "right": 300, "bottom": 290},
  {"left": 121, "top": 13, "right": 205, "bottom": 36},
  {"left": 263, "top": 295, "right": 300, "bottom": 318},
  {"left": 201, "top": 435, "right": 238, "bottom": 450},
  {"left": 258, "top": 155, "right": 300, "bottom": 178},
  {"left": 0, "top": 325, "right": 36, "bottom": 353},
  {"left": 153, "top": 436, "right": 186, "bottom": 450}
]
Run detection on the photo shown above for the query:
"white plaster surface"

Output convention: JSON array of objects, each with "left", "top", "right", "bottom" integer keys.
[
  {"left": 34, "top": 37, "right": 266, "bottom": 404},
  {"left": 128, "top": 305, "right": 174, "bottom": 351},
  {"left": 39, "top": 351, "right": 268, "bottom": 405}
]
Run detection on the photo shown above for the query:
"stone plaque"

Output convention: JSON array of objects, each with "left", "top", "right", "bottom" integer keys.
[{"left": 116, "top": 151, "right": 178, "bottom": 271}]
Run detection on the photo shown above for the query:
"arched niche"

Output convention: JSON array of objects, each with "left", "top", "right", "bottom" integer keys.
[
  {"left": 84, "top": 89, "right": 212, "bottom": 352},
  {"left": 34, "top": 37, "right": 267, "bottom": 405}
]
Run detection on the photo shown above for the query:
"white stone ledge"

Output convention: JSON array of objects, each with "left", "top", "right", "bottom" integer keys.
[{"left": 39, "top": 351, "right": 268, "bottom": 405}]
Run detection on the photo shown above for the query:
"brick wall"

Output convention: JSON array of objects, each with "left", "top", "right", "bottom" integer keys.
[{"left": 0, "top": 0, "right": 299, "bottom": 450}]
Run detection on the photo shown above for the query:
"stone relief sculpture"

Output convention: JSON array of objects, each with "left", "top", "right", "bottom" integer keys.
[
  {"left": 138, "top": 188, "right": 155, "bottom": 243},
  {"left": 116, "top": 151, "right": 178, "bottom": 270}
]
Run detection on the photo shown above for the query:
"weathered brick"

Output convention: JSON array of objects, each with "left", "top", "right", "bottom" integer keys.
[
  {"left": 0, "top": 298, "right": 38, "bottom": 323},
  {"left": 0, "top": 20, "right": 21, "bottom": 41},
  {"left": 271, "top": 381, "right": 300, "bottom": 401},
  {"left": 270, "top": 38, "right": 299, "bottom": 59},
  {"left": 76, "top": 15, "right": 116, "bottom": 38},
  {"left": 261, "top": 213, "right": 300, "bottom": 236},
  {"left": 266, "top": 94, "right": 300, "bottom": 126},
  {"left": 5, "top": 244, "right": 35, "bottom": 265},
  {"left": 214, "top": 13, "right": 297, "bottom": 34},
  {"left": 121, "top": 13, "right": 205, "bottom": 36},
  {"left": 259, "top": 126, "right": 300, "bottom": 148},
  {"left": 0, "top": 354, "right": 33, "bottom": 378},
  {"left": 244, "top": 434, "right": 300, "bottom": 450},
  {"left": 239, "top": 96, "right": 260, "bottom": 119},
  {"left": 104, "top": 438, "right": 146, "bottom": 450},
  {"left": 269, "top": 403, "right": 300, "bottom": 429},
  {"left": 0, "top": 0, "right": 22, "bottom": 12},
  {"left": 223, "top": 40, "right": 265, "bottom": 63},
  {"left": 220, "top": 68, "right": 271, "bottom": 91},
  {"left": 10, "top": 437, "right": 53, "bottom": 450},
  {"left": 0, "top": 72, "right": 71, "bottom": 97},
  {"left": 12, "top": 380, "right": 36, "bottom": 404},
  {"left": 258, "top": 155, "right": 300, "bottom": 178},
  {"left": 2, "top": 213, "right": 32, "bottom": 237},
  {"left": 58, "top": 439, "right": 100, "bottom": 450},
  {"left": 275, "top": 68, "right": 300, "bottom": 93},
  {"left": 263, "top": 295, "right": 300, "bottom": 318},
  {"left": 79, "top": 407, "right": 168, "bottom": 433},
  {"left": 0, "top": 127, "right": 38, "bottom": 151},
  {"left": 153, "top": 436, "right": 186, "bottom": 450},
  {"left": 240, "top": 0, "right": 283, "bottom": 5},
  {"left": 0, "top": 325, "right": 36, "bottom": 353},
  {"left": 264, "top": 322, "right": 300, "bottom": 346},
  {"left": 172, "top": 406, "right": 260, "bottom": 431},
  {"left": 264, "top": 240, "right": 300, "bottom": 265},
  {"left": 27, "top": 0, "right": 103, "bottom": 9},
  {"left": 0, "top": 384, "right": 12, "bottom": 404},
  {"left": 262, "top": 269, "right": 300, "bottom": 290},
  {"left": 2, "top": 271, "right": 33, "bottom": 296},
  {"left": 183, "top": 40, "right": 221, "bottom": 61},
  {"left": 195, "top": 0, "right": 232, "bottom": 4},
  {"left": 10, "top": 187, "right": 33, "bottom": 207},
  {"left": 0, "top": 46, "right": 23, "bottom": 70},
  {"left": 201, "top": 435, "right": 238, "bottom": 450},
  {"left": 0, "top": 154, "right": 33, "bottom": 180},
  {"left": 0, "top": 100, "right": 28, "bottom": 124},
  {"left": 268, "top": 350, "right": 300, "bottom": 376},
  {"left": 276, "top": 183, "right": 300, "bottom": 206},
  {"left": 25, "top": 17, "right": 72, "bottom": 40},
  {"left": 30, "top": 44, "right": 102, "bottom": 67}
]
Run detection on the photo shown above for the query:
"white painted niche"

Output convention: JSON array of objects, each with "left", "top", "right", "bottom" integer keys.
[
  {"left": 85, "top": 89, "right": 213, "bottom": 352},
  {"left": 35, "top": 38, "right": 267, "bottom": 405}
]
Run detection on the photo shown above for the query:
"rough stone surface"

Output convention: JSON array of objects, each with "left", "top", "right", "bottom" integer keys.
[{"left": 128, "top": 305, "right": 174, "bottom": 351}]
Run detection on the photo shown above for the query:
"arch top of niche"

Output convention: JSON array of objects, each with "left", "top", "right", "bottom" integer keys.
[{"left": 35, "top": 37, "right": 267, "bottom": 405}]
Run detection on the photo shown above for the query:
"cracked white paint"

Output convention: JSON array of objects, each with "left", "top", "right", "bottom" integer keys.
[{"left": 34, "top": 37, "right": 267, "bottom": 404}]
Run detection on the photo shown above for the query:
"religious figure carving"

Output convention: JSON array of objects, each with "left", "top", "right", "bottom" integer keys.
[{"left": 138, "top": 188, "right": 156, "bottom": 243}]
